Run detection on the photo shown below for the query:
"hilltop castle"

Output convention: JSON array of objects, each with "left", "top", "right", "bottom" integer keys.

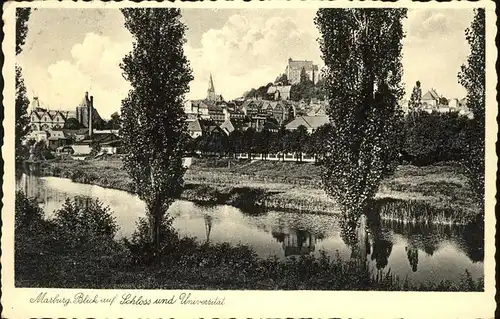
[{"left": 285, "top": 58, "right": 320, "bottom": 85}]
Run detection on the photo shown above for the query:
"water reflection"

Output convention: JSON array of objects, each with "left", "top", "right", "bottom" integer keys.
[
  {"left": 204, "top": 214, "right": 212, "bottom": 244},
  {"left": 16, "top": 174, "right": 484, "bottom": 285},
  {"left": 272, "top": 228, "right": 318, "bottom": 257}
]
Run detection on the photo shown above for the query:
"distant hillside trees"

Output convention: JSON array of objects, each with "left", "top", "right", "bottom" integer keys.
[
  {"left": 315, "top": 9, "right": 407, "bottom": 222},
  {"left": 275, "top": 73, "right": 290, "bottom": 85},
  {"left": 120, "top": 8, "right": 193, "bottom": 258},
  {"left": 245, "top": 83, "right": 274, "bottom": 100},
  {"left": 244, "top": 71, "right": 325, "bottom": 102}
]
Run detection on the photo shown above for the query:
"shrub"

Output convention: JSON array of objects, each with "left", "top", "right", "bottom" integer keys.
[
  {"left": 15, "top": 191, "right": 44, "bottom": 231},
  {"left": 15, "top": 195, "right": 127, "bottom": 288},
  {"left": 402, "top": 111, "right": 470, "bottom": 166}
]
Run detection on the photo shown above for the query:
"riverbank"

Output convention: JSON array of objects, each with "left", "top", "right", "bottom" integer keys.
[
  {"left": 15, "top": 192, "right": 483, "bottom": 291},
  {"left": 38, "top": 157, "right": 480, "bottom": 224}
]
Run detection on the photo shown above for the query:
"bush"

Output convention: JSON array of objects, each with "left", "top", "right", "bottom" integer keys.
[
  {"left": 15, "top": 191, "right": 44, "bottom": 231},
  {"left": 402, "top": 111, "right": 470, "bottom": 166},
  {"left": 15, "top": 195, "right": 127, "bottom": 288}
]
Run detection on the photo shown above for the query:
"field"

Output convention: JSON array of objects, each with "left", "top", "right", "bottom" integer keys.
[{"left": 38, "top": 157, "right": 480, "bottom": 224}]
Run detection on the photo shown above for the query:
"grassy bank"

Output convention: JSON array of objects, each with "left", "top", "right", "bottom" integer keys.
[
  {"left": 16, "top": 192, "right": 483, "bottom": 291},
  {"left": 38, "top": 157, "right": 480, "bottom": 224}
]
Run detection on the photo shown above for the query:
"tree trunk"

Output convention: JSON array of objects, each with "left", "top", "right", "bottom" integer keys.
[{"left": 148, "top": 200, "right": 162, "bottom": 262}]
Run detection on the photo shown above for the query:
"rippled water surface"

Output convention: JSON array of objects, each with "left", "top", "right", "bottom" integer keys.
[{"left": 17, "top": 174, "right": 484, "bottom": 285}]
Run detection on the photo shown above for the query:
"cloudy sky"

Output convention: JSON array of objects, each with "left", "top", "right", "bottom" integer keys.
[{"left": 17, "top": 8, "right": 474, "bottom": 119}]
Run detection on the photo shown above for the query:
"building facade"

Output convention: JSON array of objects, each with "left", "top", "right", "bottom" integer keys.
[{"left": 286, "top": 58, "right": 320, "bottom": 85}]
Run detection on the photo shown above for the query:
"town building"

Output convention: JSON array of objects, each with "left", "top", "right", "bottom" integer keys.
[
  {"left": 286, "top": 58, "right": 320, "bottom": 85},
  {"left": 220, "top": 118, "right": 236, "bottom": 136},
  {"left": 187, "top": 119, "right": 203, "bottom": 138},
  {"left": 29, "top": 97, "right": 76, "bottom": 131},
  {"left": 28, "top": 92, "right": 102, "bottom": 133},
  {"left": 267, "top": 85, "right": 292, "bottom": 100},
  {"left": 285, "top": 115, "right": 329, "bottom": 134},
  {"left": 421, "top": 88, "right": 440, "bottom": 108}
]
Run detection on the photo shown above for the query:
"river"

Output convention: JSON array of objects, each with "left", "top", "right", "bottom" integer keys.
[{"left": 16, "top": 174, "right": 483, "bottom": 285}]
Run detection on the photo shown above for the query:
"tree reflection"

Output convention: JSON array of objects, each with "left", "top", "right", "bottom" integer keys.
[
  {"left": 405, "top": 246, "right": 419, "bottom": 272},
  {"left": 365, "top": 212, "right": 394, "bottom": 270},
  {"left": 461, "top": 221, "right": 484, "bottom": 263},
  {"left": 204, "top": 214, "right": 213, "bottom": 244},
  {"left": 339, "top": 214, "right": 371, "bottom": 262},
  {"left": 370, "top": 238, "right": 393, "bottom": 270}
]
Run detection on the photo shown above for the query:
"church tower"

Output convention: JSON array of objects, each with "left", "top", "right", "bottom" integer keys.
[
  {"left": 207, "top": 74, "right": 216, "bottom": 101},
  {"left": 206, "top": 74, "right": 222, "bottom": 102}
]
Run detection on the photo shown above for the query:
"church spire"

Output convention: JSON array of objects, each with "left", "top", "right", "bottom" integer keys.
[{"left": 208, "top": 74, "right": 215, "bottom": 93}]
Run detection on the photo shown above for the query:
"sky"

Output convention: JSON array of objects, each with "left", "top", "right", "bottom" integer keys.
[{"left": 17, "top": 8, "right": 474, "bottom": 119}]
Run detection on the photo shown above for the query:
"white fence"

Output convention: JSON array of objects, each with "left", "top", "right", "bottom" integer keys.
[{"left": 234, "top": 153, "right": 317, "bottom": 163}]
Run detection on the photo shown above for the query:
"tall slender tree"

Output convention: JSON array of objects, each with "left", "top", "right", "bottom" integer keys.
[
  {"left": 458, "top": 8, "right": 485, "bottom": 209},
  {"left": 408, "top": 80, "right": 422, "bottom": 113},
  {"left": 15, "top": 8, "right": 31, "bottom": 162},
  {"left": 315, "top": 9, "right": 407, "bottom": 223},
  {"left": 120, "top": 8, "right": 193, "bottom": 256}
]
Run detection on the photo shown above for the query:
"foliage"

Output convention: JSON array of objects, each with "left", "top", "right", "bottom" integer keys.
[
  {"left": 15, "top": 73, "right": 31, "bottom": 162},
  {"left": 104, "top": 111, "right": 122, "bottom": 130},
  {"left": 458, "top": 8, "right": 485, "bottom": 207},
  {"left": 15, "top": 191, "right": 44, "bottom": 232},
  {"left": 28, "top": 140, "right": 54, "bottom": 160},
  {"left": 120, "top": 8, "right": 193, "bottom": 255},
  {"left": 15, "top": 194, "right": 127, "bottom": 288},
  {"left": 274, "top": 73, "right": 289, "bottom": 85},
  {"left": 15, "top": 9, "right": 32, "bottom": 163},
  {"left": 245, "top": 82, "right": 274, "bottom": 99},
  {"left": 16, "top": 8, "right": 31, "bottom": 55},
  {"left": 53, "top": 197, "right": 118, "bottom": 242},
  {"left": 123, "top": 216, "right": 178, "bottom": 265},
  {"left": 315, "top": 8, "right": 407, "bottom": 220},
  {"left": 63, "top": 117, "right": 83, "bottom": 129},
  {"left": 402, "top": 111, "right": 470, "bottom": 166},
  {"left": 289, "top": 68, "right": 325, "bottom": 103},
  {"left": 408, "top": 81, "right": 422, "bottom": 112}
]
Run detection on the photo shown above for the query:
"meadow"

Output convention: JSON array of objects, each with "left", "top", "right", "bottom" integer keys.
[{"left": 38, "top": 157, "right": 480, "bottom": 224}]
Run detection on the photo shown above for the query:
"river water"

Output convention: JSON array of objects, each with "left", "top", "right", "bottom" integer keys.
[{"left": 16, "top": 174, "right": 483, "bottom": 285}]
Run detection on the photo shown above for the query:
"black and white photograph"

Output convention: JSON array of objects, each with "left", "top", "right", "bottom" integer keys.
[{"left": 2, "top": 1, "right": 496, "bottom": 318}]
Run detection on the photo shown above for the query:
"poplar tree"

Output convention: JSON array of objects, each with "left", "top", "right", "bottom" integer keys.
[
  {"left": 458, "top": 8, "right": 485, "bottom": 208},
  {"left": 408, "top": 80, "right": 422, "bottom": 113},
  {"left": 120, "top": 8, "right": 193, "bottom": 255},
  {"left": 15, "top": 8, "right": 31, "bottom": 162},
  {"left": 315, "top": 9, "right": 407, "bottom": 223}
]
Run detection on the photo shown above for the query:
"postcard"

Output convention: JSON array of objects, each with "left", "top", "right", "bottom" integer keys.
[{"left": 1, "top": 1, "right": 496, "bottom": 318}]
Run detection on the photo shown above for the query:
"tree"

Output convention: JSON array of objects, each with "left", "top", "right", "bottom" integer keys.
[
  {"left": 288, "top": 125, "right": 309, "bottom": 162},
  {"left": 63, "top": 118, "right": 82, "bottom": 129},
  {"left": 275, "top": 73, "right": 289, "bottom": 85},
  {"left": 242, "top": 127, "right": 256, "bottom": 158},
  {"left": 408, "top": 80, "right": 422, "bottom": 113},
  {"left": 315, "top": 9, "right": 407, "bottom": 223},
  {"left": 458, "top": 8, "right": 485, "bottom": 207},
  {"left": 299, "top": 67, "right": 309, "bottom": 84},
  {"left": 16, "top": 8, "right": 31, "bottom": 55},
  {"left": 120, "top": 8, "right": 193, "bottom": 257},
  {"left": 108, "top": 111, "right": 122, "bottom": 130},
  {"left": 15, "top": 8, "right": 31, "bottom": 162},
  {"left": 290, "top": 68, "right": 316, "bottom": 103}
]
